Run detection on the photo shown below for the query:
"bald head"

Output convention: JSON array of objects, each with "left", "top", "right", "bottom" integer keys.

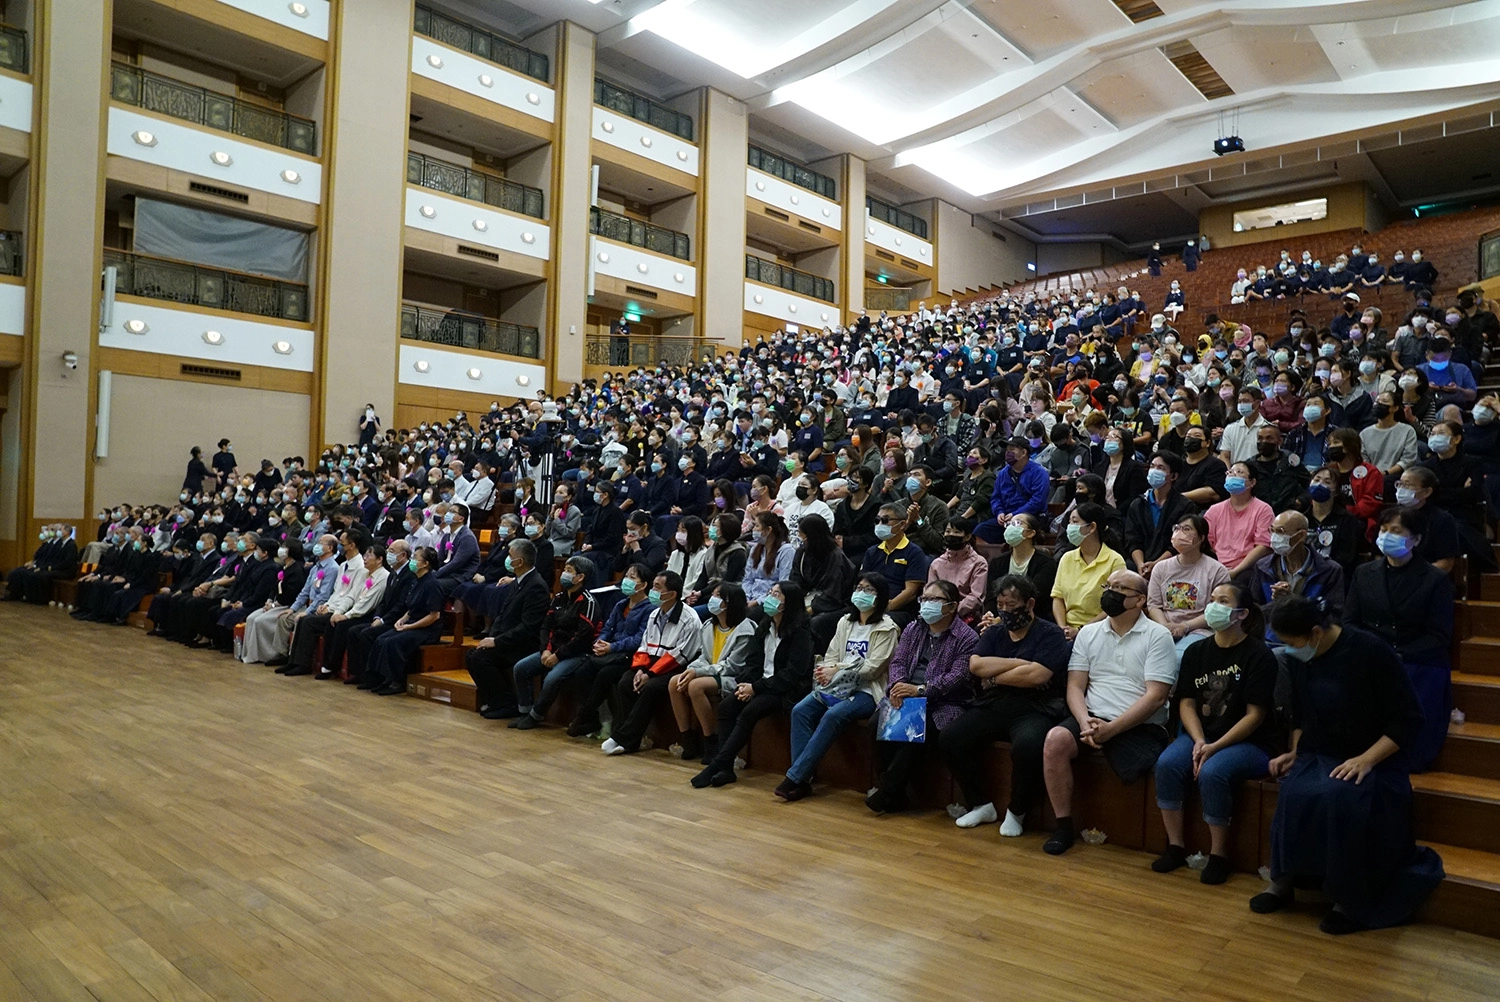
[
  {"left": 1272, "top": 510, "right": 1308, "bottom": 534},
  {"left": 1109, "top": 569, "right": 1147, "bottom": 595}
]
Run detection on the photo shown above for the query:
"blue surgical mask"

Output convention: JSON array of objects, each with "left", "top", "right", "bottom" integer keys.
[
  {"left": 196, "top": 541, "right": 206, "bottom": 552},
  {"left": 311, "top": 543, "right": 324, "bottom": 558},
  {"left": 1146, "top": 468, "right": 1168, "bottom": 489},
  {"left": 1237, "top": 402, "right": 1253, "bottom": 416},
  {"left": 761, "top": 594, "right": 782, "bottom": 616},
  {"left": 648, "top": 588, "right": 664, "bottom": 607},
  {"left": 1376, "top": 531, "right": 1412, "bottom": 559},
  {"left": 1428, "top": 435, "right": 1451, "bottom": 453},
  {"left": 874, "top": 523, "right": 893, "bottom": 541},
  {"left": 919, "top": 599, "right": 946, "bottom": 624},
  {"left": 851, "top": 590, "right": 876, "bottom": 611},
  {"left": 905, "top": 476, "right": 921, "bottom": 494},
  {"left": 386, "top": 551, "right": 401, "bottom": 568},
  {"left": 707, "top": 595, "right": 724, "bottom": 615},
  {"left": 1103, "top": 440, "right": 1121, "bottom": 456},
  {"left": 1281, "top": 639, "right": 1320, "bottom": 662},
  {"left": 1224, "top": 476, "right": 1248, "bottom": 494}
]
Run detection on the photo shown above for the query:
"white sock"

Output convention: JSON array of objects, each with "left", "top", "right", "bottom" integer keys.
[
  {"left": 956, "top": 803, "right": 998, "bottom": 828},
  {"left": 999, "top": 810, "right": 1025, "bottom": 837},
  {"left": 601, "top": 738, "right": 621, "bottom": 754}
]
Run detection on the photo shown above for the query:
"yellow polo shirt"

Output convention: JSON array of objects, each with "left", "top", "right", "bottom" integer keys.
[{"left": 1051, "top": 544, "right": 1126, "bottom": 628}]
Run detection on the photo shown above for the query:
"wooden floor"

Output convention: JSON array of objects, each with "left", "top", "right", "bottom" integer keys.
[{"left": 4, "top": 605, "right": 1500, "bottom": 1002}]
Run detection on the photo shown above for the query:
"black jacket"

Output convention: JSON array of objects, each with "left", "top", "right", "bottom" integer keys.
[
  {"left": 743, "top": 618, "right": 814, "bottom": 706},
  {"left": 486, "top": 566, "right": 551, "bottom": 657},
  {"left": 1092, "top": 455, "right": 1148, "bottom": 507},
  {"left": 1123, "top": 491, "right": 1198, "bottom": 566},
  {"left": 1344, "top": 557, "right": 1453, "bottom": 666}
]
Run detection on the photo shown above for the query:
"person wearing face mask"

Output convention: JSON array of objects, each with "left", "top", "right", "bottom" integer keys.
[
  {"left": 1218, "top": 388, "right": 1269, "bottom": 466},
  {"left": 146, "top": 532, "right": 222, "bottom": 638},
  {"left": 181, "top": 445, "right": 213, "bottom": 497},
  {"left": 1144, "top": 512, "right": 1229, "bottom": 659},
  {"left": 1150, "top": 581, "right": 1277, "bottom": 884},
  {"left": 211, "top": 438, "right": 238, "bottom": 488},
  {"left": 358, "top": 545, "right": 447, "bottom": 696},
  {"left": 1345, "top": 506, "right": 1455, "bottom": 769},
  {"left": 1259, "top": 371, "right": 1305, "bottom": 434},
  {"left": 612, "top": 509, "right": 668, "bottom": 579},
  {"left": 1254, "top": 594, "right": 1442, "bottom": 935},
  {"left": 1245, "top": 509, "right": 1345, "bottom": 639},
  {"left": 358, "top": 403, "right": 381, "bottom": 449},
  {"left": 1418, "top": 335, "right": 1477, "bottom": 409},
  {"left": 1296, "top": 465, "right": 1364, "bottom": 581},
  {"left": 983, "top": 513, "right": 1058, "bottom": 622},
  {"left": 1229, "top": 268, "right": 1252, "bottom": 305},
  {"left": 579, "top": 481, "right": 627, "bottom": 563},
  {"left": 912, "top": 413, "right": 960, "bottom": 492},
  {"left": 1448, "top": 290, "right": 1500, "bottom": 375},
  {"left": 597, "top": 570, "right": 703, "bottom": 758},
  {"left": 643, "top": 449, "right": 681, "bottom": 522},
  {"left": 894, "top": 465, "right": 948, "bottom": 557},
  {"left": 565, "top": 563, "right": 656, "bottom": 738},
  {"left": 455, "top": 539, "right": 548, "bottom": 714},
  {"left": 507, "top": 555, "right": 602, "bottom": 731},
  {"left": 1123, "top": 453, "right": 1199, "bottom": 582},
  {"left": 1163, "top": 280, "right": 1185, "bottom": 322},
  {"left": 1390, "top": 467, "right": 1460, "bottom": 575},
  {"left": 668, "top": 450, "right": 711, "bottom": 526},
  {"left": 543, "top": 482, "right": 581, "bottom": 559},
  {"left": 862, "top": 580, "right": 978, "bottom": 813},
  {"left": 241, "top": 534, "right": 339, "bottom": 665},
  {"left": 284, "top": 543, "right": 390, "bottom": 677},
  {"left": 1203, "top": 463, "right": 1273, "bottom": 579},
  {"left": 945, "top": 574, "right": 1071, "bottom": 836},
  {"left": 1401, "top": 248, "right": 1438, "bottom": 291},
  {"left": 1245, "top": 425, "right": 1309, "bottom": 512},
  {"left": 1359, "top": 390, "right": 1419, "bottom": 486},
  {"left": 6, "top": 524, "right": 79, "bottom": 605},
  {"left": 1040, "top": 569, "right": 1177, "bottom": 855},
  {"left": 451, "top": 457, "right": 495, "bottom": 513},
  {"left": 427, "top": 503, "right": 479, "bottom": 598},
  {"left": 923, "top": 517, "right": 987, "bottom": 623},
  {"left": 200, "top": 535, "right": 283, "bottom": 651},
  {"left": 1050, "top": 503, "right": 1125, "bottom": 642}
]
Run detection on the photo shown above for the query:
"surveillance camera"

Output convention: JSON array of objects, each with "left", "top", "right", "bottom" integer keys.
[{"left": 62, "top": 351, "right": 79, "bottom": 370}]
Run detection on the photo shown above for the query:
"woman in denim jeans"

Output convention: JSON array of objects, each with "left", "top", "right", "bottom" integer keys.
[
  {"left": 509, "top": 555, "right": 602, "bottom": 730},
  {"left": 775, "top": 574, "right": 899, "bottom": 802},
  {"left": 1151, "top": 580, "right": 1276, "bottom": 884}
]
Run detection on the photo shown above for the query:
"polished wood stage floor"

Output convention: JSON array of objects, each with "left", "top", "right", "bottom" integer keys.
[{"left": 3, "top": 602, "right": 1499, "bottom": 1002}]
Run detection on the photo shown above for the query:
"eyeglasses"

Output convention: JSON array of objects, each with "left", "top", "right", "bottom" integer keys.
[
  {"left": 877, "top": 517, "right": 905, "bottom": 525},
  {"left": 1103, "top": 584, "right": 1146, "bottom": 597}
]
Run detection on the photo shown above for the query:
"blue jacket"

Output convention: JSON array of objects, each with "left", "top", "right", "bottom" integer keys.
[
  {"left": 432, "top": 526, "right": 481, "bottom": 581},
  {"left": 292, "top": 556, "right": 340, "bottom": 613},
  {"left": 989, "top": 460, "right": 1050, "bottom": 518},
  {"left": 597, "top": 595, "right": 652, "bottom": 654}
]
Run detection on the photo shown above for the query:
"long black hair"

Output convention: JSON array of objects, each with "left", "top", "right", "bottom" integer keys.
[{"left": 845, "top": 572, "right": 890, "bottom": 626}]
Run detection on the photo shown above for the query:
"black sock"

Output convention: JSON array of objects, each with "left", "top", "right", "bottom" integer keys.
[
  {"left": 1152, "top": 843, "right": 1188, "bottom": 873},
  {"left": 1201, "top": 854, "right": 1234, "bottom": 885}
]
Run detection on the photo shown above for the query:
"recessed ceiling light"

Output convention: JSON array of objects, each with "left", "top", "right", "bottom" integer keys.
[
  {"left": 272, "top": 340, "right": 293, "bottom": 354},
  {"left": 755, "top": 181, "right": 765, "bottom": 191},
  {"left": 787, "top": 303, "right": 798, "bottom": 313},
  {"left": 601, "top": 121, "right": 615, "bottom": 133},
  {"left": 210, "top": 151, "right": 232, "bottom": 166},
  {"left": 427, "top": 54, "right": 444, "bottom": 69},
  {"left": 413, "top": 359, "right": 431, "bottom": 373},
  {"left": 472, "top": 219, "right": 488, "bottom": 231},
  {"left": 822, "top": 208, "right": 831, "bottom": 217},
  {"left": 637, "top": 262, "right": 649, "bottom": 274},
  {"left": 123, "top": 319, "right": 148, "bottom": 334},
  {"left": 515, "top": 374, "right": 530, "bottom": 386},
  {"left": 526, "top": 92, "right": 541, "bottom": 105},
  {"left": 202, "top": 330, "right": 224, "bottom": 345},
  {"left": 479, "top": 74, "right": 494, "bottom": 88},
  {"left": 821, "top": 313, "right": 829, "bottom": 322},
  {"left": 280, "top": 168, "right": 301, "bottom": 183},
  {"left": 419, "top": 205, "right": 436, "bottom": 218},
  {"left": 676, "top": 150, "right": 688, "bottom": 161},
  {"left": 288, "top": 2, "right": 309, "bottom": 16},
  {"left": 673, "top": 272, "right": 684, "bottom": 283},
  {"left": 521, "top": 232, "right": 535, "bottom": 244},
  {"left": 597, "top": 251, "right": 610, "bottom": 263},
  {"left": 640, "top": 136, "right": 653, "bottom": 148},
  {"left": 132, "top": 130, "right": 156, "bottom": 147},
  {"left": 466, "top": 367, "right": 483, "bottom": 380},
  {"left": 753, "top": 294, "right": 764, "bottom": 304},
  {"left": 790, "top": 195, "right": 800, "bottom": 205}
]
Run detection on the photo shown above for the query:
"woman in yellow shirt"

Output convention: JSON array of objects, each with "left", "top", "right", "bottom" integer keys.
[{"left": 1050, "top": 502, "right": 1125, "bottom": 641}]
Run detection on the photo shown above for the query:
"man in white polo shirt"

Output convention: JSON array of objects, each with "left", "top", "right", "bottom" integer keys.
[
  {"left": 1040, "top": 568, "right": 1178, "bottom": 855},
  {"left": 1218, "top": 386, "right": 1269, "bottom": 466}
]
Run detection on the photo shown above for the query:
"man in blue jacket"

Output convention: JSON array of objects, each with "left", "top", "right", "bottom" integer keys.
[
  {"left": 430, "top": 503, "right": 480, "bottom": 598},
  {"left": 974, "top": 435, "right": 1050, "bottom": 547}
]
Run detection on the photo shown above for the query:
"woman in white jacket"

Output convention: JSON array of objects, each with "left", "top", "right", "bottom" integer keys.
[
  {"left": 666, "top": 517, "right": 712, "bottom": 602},
  {"left": 670, "top": 582, "right": 758, "bottom": 765},
  {"left": 774, "top": 573, "right": 900, "bottom": 801}
]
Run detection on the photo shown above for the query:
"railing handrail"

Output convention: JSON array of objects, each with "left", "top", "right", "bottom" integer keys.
[
  {"left": 593, "top": 77, "right": 694, "bottom": 141},
  {"left": 747, "top": 144, "right": 836, "bottom": 201},
  {"left": 744, "top": 254, "right": 836, "bottom": 304},
  {"left": 0, "top": 228, "right": 22, "bottom": 277},
  {"left": 406, "top": 150, "right": 544, "bottom": 219},
  {"left": 0, "top": 21, "right": 28, "bottom": 75},
  {"left": 589, "top": 205, "right": 691, "bottom": 261},
  {"left": 583, "top": 332, "right": 714, "bottom": 367},
  {"left": 103, "top": 247, "right": 310, "bottom": 322},
  {"left": 109, "top": 62, "right": 318, "bottom": 156},
  {"left": 866, "top": 195, "right": 928, "bottom": 240},
  {"left": 414, "top": 4, "right": 549, "bottom": 83},
  {"left": 400, "top": 301, "right": 542, "bottom": 360}
]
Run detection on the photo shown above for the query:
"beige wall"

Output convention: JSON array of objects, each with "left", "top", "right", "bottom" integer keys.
[
  {"left": 547, "top": 22, "right": 595, "bottom": 391},
  {"left": 935, "top": 200, "right": 1034, "bottom": 296},
  {"left": 91, "top": 374, "right": 311, "bottom": 508},
  {"left": 317, "top": 0, "right": 412, "bottom": 447},
  {"left": 1199, "top": 181, "right": 1371, "bottom": 250},
  {"left": 30, "top": 0, "right": 110, "bottom": 520},
  {"left": 699, "top": 88, "right": 748, "bottom": 347},
  {"left": 842, "top": 155, "right": 866, "bottom": 319}
]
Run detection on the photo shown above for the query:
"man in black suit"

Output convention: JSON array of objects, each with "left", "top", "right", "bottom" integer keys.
[{"left": 466, "top": 539, "right": 551, "bottom": 719}]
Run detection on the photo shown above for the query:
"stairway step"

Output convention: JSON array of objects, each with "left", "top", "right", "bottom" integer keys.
[
  {"left": 406, "top": 669, "right": 477, "bottom": 711},
  {"left": 1457, "top": 637, "right": 1500, "bottom": 675},
  {"left": 1456, "top": 600, "right": 1500, "bottom": 639},
  {"left": 1480, "top": 575, "right": 1500, "bottom": 602},
  {"left": 1421, "top": 841, "right": 1500, "bottom": 938},
  {"left": 1412, "top": 772, "right": 1500, "bottom": 853},
  {"left": 1435, "top": 721, "right": 1500, "bottom": 779},
  {"left": 1454, "top": 672, "right": 1500, "bottom": 724}
]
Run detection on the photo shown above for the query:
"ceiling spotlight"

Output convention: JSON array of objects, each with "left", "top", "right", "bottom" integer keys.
[
  {"left": 515, "top": 374, "right": 530, "bottom": 387},
  {"left": 755, "top": 181, "right": 765, "bottom": 192},
  {"left": 123, "top": 319, "right": 148, "bottom": 334},
  {"left": 210, "top": 151, "right": 233, "bottom": 167},
  {"left": 427, "top": 54, "right": 444, "bottom": 69},
  {"left": 472, "top": 219, "right": 488, "bottom": 231},
  {"left": 479, "top": 74, "right": 494, "bottom": 88},
  {"left": 601, "top": 121, "right": 615, "bottom": 133},
  {"left": 526, "top": 93, "right": 541, "bottom": 105},
  {"left": 521, "top": 232, "right": 536, "bottom": 244},
  {"left": 466, "top": 367, "right": 483, "bottom": 380},
  {"left": 289, "top": 1, "right": 309, "bottom": 16},
  {"left": 419, "top": 205, "right": 436, "bottom": 218},
  {"left": 272, "top": 340, "right": 293, "bottom": 354},
  {"left": 280, "top": 168, "right": 301, "bottom": 184},
  {"left": 753, "top": 294, "right": 764, "bottom": 304},
  {"left": 788, "top": 303, "right": 798, "bottom": 313},
  {"left": 639, "top": 136, "right": 653, "bottom": 148},
  {"left": 132, "top": 130, "right": 157, "bottom": 147},
  {"left": 676, "top": 150, "right": 688, "bottom": 161},
  {"left": 597, "top": 251, "right": 610, "bottom": 263},
  {"left": 413, "top": 359, "right": 431, "bottom": 373},
  {"left": 636, "top": 262, "right": 649, "bottom": 274},
  {"left": 673, "top": 272, "right": 685, "bottom": 283},
  {"left": 790, "top": 195, "right": 800, "bottom": 205},
  {"left": 202, "top": 330, "right": 224, "bottom": 345}
]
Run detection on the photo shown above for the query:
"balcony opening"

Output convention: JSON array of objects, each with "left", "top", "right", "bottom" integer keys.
[
  {"left": 595, "top": 78, "right": 693, "bottom": 141},
  {"left": 748, "top": 144, "right": 836, "bottom": 201},
  {"left": 401, "top": 266, "right": 544, "bottom": 361},
  {"left": 414, "top": 3, "right": 548, "bottom": 83}
]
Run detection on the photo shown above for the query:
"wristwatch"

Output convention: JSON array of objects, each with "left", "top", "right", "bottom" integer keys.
[{"left": 917, "top": 684, "right": 927, "bottom": 697}]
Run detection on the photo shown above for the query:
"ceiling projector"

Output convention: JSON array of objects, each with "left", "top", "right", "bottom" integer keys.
[{"left": 1213, "top": 135, "right": 1245, "bottom": 156}]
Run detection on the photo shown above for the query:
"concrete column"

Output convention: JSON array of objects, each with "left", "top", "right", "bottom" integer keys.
[
  {"left": 547, "top": 21, "right": 595, "bottom": 392},
  {"left": 698, "top": 88, "right": 748, "bottom": 349},
  {"left": 315, "top": 0, "right": 412, "bottom": 446},
  {"left": 27, "top": 0, "right": 110, "bottom": 524},
  {"left": 843, "top": 154, "right": 867, "bottom": 322}
]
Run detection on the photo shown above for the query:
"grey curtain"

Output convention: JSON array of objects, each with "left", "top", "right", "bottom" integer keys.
[{"left": 133, "top": 198, "right": 309, "bottom": 282}]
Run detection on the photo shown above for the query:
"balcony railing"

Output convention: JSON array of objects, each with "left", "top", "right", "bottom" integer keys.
[
  {"left": 590, "top": 206, "right": 690, "bottom": 261},
  {"left": 414, "top": 4, "right": 548, "bottom": 83},
  {"left": 104, "top": 248, "right": 311, "bottom": 322},
  {"left": 748, "top": 145, "right": 836, "bottom": 201},
  {"left": 0, "top": 23, "right": 28, "bottom": 74},
  {"left": 110, "top": 63, "right": 318, "bottom": 156},
  {"left": 594, "top": 78, "right": 693, "bottom": 141},
  {"left": 585, "top": 334, "right": 713, "bottom": 369},
  {"left": 401, "top": 302, "right": 541, "bottom": 360},
  {"left": 866, "top": 196, "right": 928, "bottom": 240},
  {"left": 407, "top": 151, "right": 543, "bottom": 219},
  {"left": 865, "top": 286, "right": 911, "bottom": 312},
  {"left": 745, "top": 255, "right": 835, "bottom": 304},
  {"left": 0, "top": 230, "right": 22, "bottom": 277}
]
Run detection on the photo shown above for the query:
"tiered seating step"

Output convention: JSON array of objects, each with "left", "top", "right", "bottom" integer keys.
[
  {"left": 1421, "top": 841, "right": 1500, "bottom": 940},
  {"left": 1454, "top": 672, "right": 1500, "bottom": 724},
  {"left": 1457, "top": 636, "right": 1500, "bottom": 675},
  {"left": 1435, "top": 722, "right": 1500, "bottom": 780},
  {"left": 1411, "top": 772, "right": 1500, "bottom": 854},
  {"left": 406, "top": 669, "right": 477, "bottom": 711}
]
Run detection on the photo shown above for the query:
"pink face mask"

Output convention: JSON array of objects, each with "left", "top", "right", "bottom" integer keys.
[{"left": 883, "top": 457, "right": 897, "bottom": 471}]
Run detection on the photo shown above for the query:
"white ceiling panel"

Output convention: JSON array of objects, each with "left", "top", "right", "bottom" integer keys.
[
  {"left": 968, "top": 0, "right": 1131, "bottom": 61},
  {"left": 1073, "top": 49, "right": 1206, "bottom": 129},
  {"left": 1192, "top": 25, "right": 1338, "bottom": 94}
]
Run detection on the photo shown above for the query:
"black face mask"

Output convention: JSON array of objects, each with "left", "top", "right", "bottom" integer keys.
[
  {"left": 943, "top": 536, "right": 966, "bottom": 551},
  {"left": 795, "top": 486, "right": 811, "bottom": 501},
  {"left": 1325, "top": 446, "right": 1346, "bottom": 463},
  {"left": 998, "top": 607, "right": 1033, "bottom": 632},
  {"left": 1257, "top": 442, "right": 1279, "bottom": 458},
  {"left": 1183, "top": 438, "right": 1204, "bottom": 454},
  {"left": 1099, "top": 588, "right": 1131, "bottom": 618},
  {"left": 1372, "top": 403, "right": 1391, "bottom": 420}
]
